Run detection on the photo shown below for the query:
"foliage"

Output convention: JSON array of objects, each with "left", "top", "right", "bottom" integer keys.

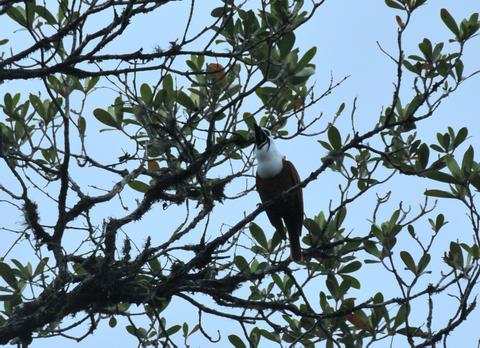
[{"left": 0, "top": 0, "right": 479, "bottom": 347}]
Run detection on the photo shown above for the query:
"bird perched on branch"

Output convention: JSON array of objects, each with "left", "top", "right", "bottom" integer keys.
[{"left": 254, "top": 123, "right": 304, "bottom": 262}]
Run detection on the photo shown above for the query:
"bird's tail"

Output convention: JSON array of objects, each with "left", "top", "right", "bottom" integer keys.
[
  {"left": 289, "top": 236, "right": 303, "bottom": 262},
  {"left": 284, "top": 217, "right": 303, "bottom": 262}
]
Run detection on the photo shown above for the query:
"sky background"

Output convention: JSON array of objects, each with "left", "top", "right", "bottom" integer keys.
[{"left": 1, "top": 1, "right": 480, "bottom": 347}]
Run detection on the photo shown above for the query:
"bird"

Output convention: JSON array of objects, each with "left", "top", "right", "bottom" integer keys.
[{"left": 253, "top": 123, "right": 304, "bottom": 262}]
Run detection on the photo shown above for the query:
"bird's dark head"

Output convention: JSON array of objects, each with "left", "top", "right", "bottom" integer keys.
[{"left": 254, "top": 123, "right": 272, "bottom": 150}]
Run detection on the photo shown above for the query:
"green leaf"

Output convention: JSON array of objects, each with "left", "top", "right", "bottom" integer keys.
[
  {"left": 419, "top": 38, "right": 433, "bottom": 61},
  {"left": 430, "top": 144, "right": 444, "bottom": 153},
  {"left": 271, "top": 274, "right": 284, "bottom": 292},
  {"left": 224, "top": 84, "right": 241, "bottom": 98},
  {"left": 211, "top": 7, "right": 225, "bottom": 18},
  {"left": 12, "top": 259, "right": 29, "bottom": 279},
  {"left": 403, "top": 60, "right": 421, "bottom": 74},
  {"left": 86, "top": 76, "right": 100, "bottom": 92},
  {"left": 424, "top": 189, "right": 456, "bottom": 199},
  {"left": 4, "top": 93, "right": 12, "bottom": 111},
  {"left": 93, "top": 108, "right": 118, "bottom": 128},
  {"left": 14, "top": 121, "right": 25, "bottom": 143},
  {"left": 136, "top": 327, "right": 147, "bottom": 338},
  {"left": 7, "top": 7, "right": 27, "bottom": 27},
  {"left": 339, "top": 261, "right": 361, "bottom": 274},
  {"left": 25, "top": 0, "right": 36, "bottom": 28},
  {"left": 462, "top": 145, "right": 474, "bottom": 174},
  {"left": 290, "top": 67, "right": 315, "bottom": 85},
  {"left": 109, "top": 317, "right": 117, "bottom": 328},
  {"left": 336, "top": 102, "right": 345, "bottom": 116},
  {"left": 363, "top": 240, "right": 381, "bottom": 258},
  {"left": 0, "top": 263, "right": 18, "bottom": 290},
  {"left": 471, "top": 174, "right": 480, "bottom": 191},
  {"left": 259, "top": 329, "right": 280, "bottom": 342},
  {"left": 430, "top": 213, "right": 447, "bottom": 232},
  {"left": 417, "top": 253, "right": 431, "bottom": 274},
  {"left": 0, "top": 39, "right": 8, "bottom": 46},
  {"left": 47, "top": 75, "right": 61, "bottom": 93},
  {"left": 270, "top": 230, "right": 283, "bottom": 251},
  {"left": 228, "top": 334, "right": 246, "bottom": 348},
  {"left": 424, "top": 171, "right": 458, "bottom": 184},
  {"left": 148, "top": 258, "right": 161, "bottom": 273},
  {"left": 33, "top": 257, "right": 48, "bottom": 277},
  {"left": 384, "top": 0, "right": 404, "bottom": 10},
  {"left": 240, "top": 10, "right": 259, "bottom": 37},
  {"left": 113, "top": 97, "right": 124, "bottom": 125},
  {"left": 318, "top": 140, "right": 333, "bottom": 151},
  {"left": 41, "top": 147, "right": 56, "bottom": 163},
  {"left": 255, "top": 86, "right": 278, "bottom": 104},
  {"left": 471, "top": 244, "right": 480, "bottom": 259},
  {"left": 154, "top": 89, "right": 167, "bottom": 108},
  {"left": 243, "top": 112, "right": 255, "bottom": 130},
  {"left": 394, "top": 304, "right": 408, "bottom": 328},
  {"left": 440, "top": 8, "right": 459, "bottom": 37},
  {"left": 182, "top": 322, "right": 189, "bottom": 337},
  {"left": 341, "top": 274, "right": 361, "bottom": 289},
  {"left": 128, "top": 180, "right": 150, "bottom": 193},
  {"left": 445, "top": 156, "right": 463, "bottom": 180},
  {"left": 78, "top": 116, "right": 86, "bottom": 137},
  {"left": 166, "top": 325, "right": 181, "bottom": 336},
  {"left": 29, "top": 94, "right": 47, "bottom": 122},
  {"left": 35, "top": 5, "right": 57, "bottom": 25},
  {"left": 417, "top": 143, "right": 429, "bottom": 169},
  {"left": 234, "top": 256, "right": 250, "bottom": 273},
  {"left": 72, "top": 263, "right": 88, "bottom": 276},
  {"left": 48, "top": 98, "right": 61, "bottom": 121},
  {"left": 453, "top": 127, "right": 468, "bottom": 148},
  {"left": 389, "top": 209, "right": 400, "bottom": 225},
  {"left": 2, "top": 294, "right": 22, "bottom": 316},
  {"left": 335, "top": 207, "right": 347, "bottom": 226},
  {"left": 126, "top": 325, "right": 137, "bottom": 337},
  {"left": 177, "top": 91, "right": 195, "bottom": 110},
  {"left": 400, "top": 251, "right": 416, "bottom": 273},
  {"left": 278, "top": 32, "right": 296, "bottom": 58},
  {"left": 437, "top": 132, "right": 449, "bottom": 150},
  {"left": 163, "top": 74, "right": 174, "bottom": 93},
  {"left": 432, "top": 42, "right": 444, "bottom": 61},
  {"left": 326, "top": 275, "right": 339, "bottom": 299},
  {"left": 140, "top": 83, "right": 153, "bottom": 104},
  {"left": 449, "top": 242, "right": 464, "bottom": 268},
  {"left": 327, "top": 125, "right": 342, "bottom": 150},
  {"left": 397, "top": 327, "right": 427, "bottom": 338},
  {"left": 455, "top": 59, "right": 464, "bottom": 81},
  {"left": 296, "top": 46, "right": 317, "bottom": 71},
  {"left": 250, "top": 223, "right": 268, "bottom": 250},
  {"left": 435, "top": 214, "right": 446, "bottom": 230}
]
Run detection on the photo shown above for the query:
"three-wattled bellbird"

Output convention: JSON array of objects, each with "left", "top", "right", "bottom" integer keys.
[{"left": 254, "top": 124, "right": 304, "bottom": 262}]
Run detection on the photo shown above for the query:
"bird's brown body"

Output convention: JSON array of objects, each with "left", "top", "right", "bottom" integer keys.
[{"left": 256, "top": 159, "right": 304, "bottom": 261}]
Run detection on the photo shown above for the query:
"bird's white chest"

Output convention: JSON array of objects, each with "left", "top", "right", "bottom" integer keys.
[
  {"left": 256, "top": 157, "right": 283, "bottom": 179},
  {"left": 255, "top": 138, "right": 284, "bottom": 179}
]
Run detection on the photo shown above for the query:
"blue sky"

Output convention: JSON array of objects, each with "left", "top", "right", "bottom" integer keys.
[{"left": 1, "top": 1, "right": 480, "bottom": 347}]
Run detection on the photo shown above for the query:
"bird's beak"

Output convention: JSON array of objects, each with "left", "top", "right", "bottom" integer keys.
[{"left": 254, "top": 123, "right": 264, "bottom": 146}]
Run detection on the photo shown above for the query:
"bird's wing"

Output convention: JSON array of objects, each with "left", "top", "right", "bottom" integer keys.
[
  {"left": 255, "top": 174, "right": 269, "bottom": 202},
  {"left": 284, "top": 160, "right": 303, "bottom": 218},
  {"left": 283, "top": 160, "right": 304, "bottom": 262},
  {"left": 256, "top": 173, "right": 286, "bottom": 238}
]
